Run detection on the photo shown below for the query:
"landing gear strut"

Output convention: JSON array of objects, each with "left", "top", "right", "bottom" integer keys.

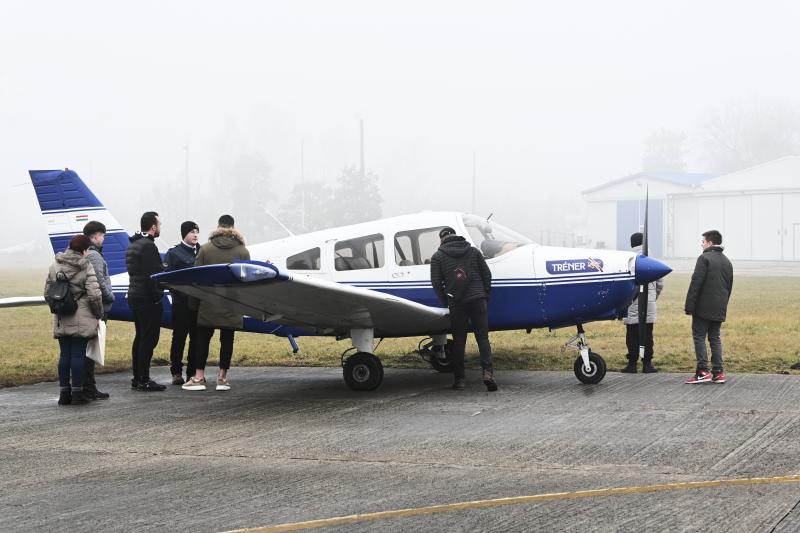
[
  {"left": 564, "top": 324, "right": 606, "bottom": 384},
  {"left": 342, "top": 328, "right": 384, "bottom": 391}
]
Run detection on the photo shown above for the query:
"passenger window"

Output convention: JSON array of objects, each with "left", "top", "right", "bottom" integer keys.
[
  {"left": 394, "top": 227, "right": 446, "bottom": 266},
  {"left": 286, "top": 247, "right": 321, "bottom": 270},
  {"left": 335, "top": 234, "right": 385, "bottom": 270}
]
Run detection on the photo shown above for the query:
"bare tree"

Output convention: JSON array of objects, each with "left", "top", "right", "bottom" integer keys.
[
  {"left": 331, "top": 165, "right": 383, "bottom": 226},
  {"left": 642, "top": 128, "right": 687, "bottom": 172},
  {"left": 700, "top": 99, "right": 800, "bottom": 173}
]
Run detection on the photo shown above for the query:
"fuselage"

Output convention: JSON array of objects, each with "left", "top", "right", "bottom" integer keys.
[{"left": 107, "top": 211, "right": 647, "bottom": 337}]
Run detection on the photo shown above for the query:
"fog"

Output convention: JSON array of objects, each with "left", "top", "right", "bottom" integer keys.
[{"left": 2, "top": 1, "right": 799, "bottom": 261}]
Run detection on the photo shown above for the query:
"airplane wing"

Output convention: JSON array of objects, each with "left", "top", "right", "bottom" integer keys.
[
  {"left": 0, "top": 296, "right": 47, "bottom": 308},
  {"left": 152, "top": 261, "right": 450, "bottom": 337}
]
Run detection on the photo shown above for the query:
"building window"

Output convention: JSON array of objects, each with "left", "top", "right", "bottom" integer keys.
[
  {"left": 286, "top": 248, "right": 321, "bottom": 270},
  {"left": 335, "top": 234, "right": 385, "bottom": 270},
  {"left": 394, "top": 227, "right": 446, "bottom": 266}
]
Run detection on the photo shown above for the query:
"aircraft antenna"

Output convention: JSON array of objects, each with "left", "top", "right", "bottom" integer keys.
[{"left": 263, "top": 207, "right": 295, "bottom": 237}]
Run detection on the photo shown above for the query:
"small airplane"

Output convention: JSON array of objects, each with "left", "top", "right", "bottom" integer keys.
[{"left": 3, "top": 169, "right": 671, "bottom": 391}]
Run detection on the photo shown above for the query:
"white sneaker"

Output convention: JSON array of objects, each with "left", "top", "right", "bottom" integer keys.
[
  {"left": 216, "top": 379, "right": 231, "bottom": 391},
  {"left": 182, "top": 377, "right": 207, "bottom": 391}
]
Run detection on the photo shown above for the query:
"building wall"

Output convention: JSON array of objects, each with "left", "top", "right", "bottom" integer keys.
[
  {"left": 668, "top": 191, "right": 800, "bottom": 260},
  {"left": 586, "top": 201, "right": 616, "bottom": 250}
]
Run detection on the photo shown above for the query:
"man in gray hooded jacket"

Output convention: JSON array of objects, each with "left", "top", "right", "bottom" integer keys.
[
  {"left": 622, "top": 232, "right": 664, "bottom": 374},
  {"left": 82, "top": 221, "right": 115, "bottom": 399}
]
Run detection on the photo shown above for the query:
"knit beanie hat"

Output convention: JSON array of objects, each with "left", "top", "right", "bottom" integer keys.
[
  {"left": 630, "top": 232, "right": 643, "bottom": 248},
  {"left": 181, "top": 221, "right": 199, "bottom": 239}
]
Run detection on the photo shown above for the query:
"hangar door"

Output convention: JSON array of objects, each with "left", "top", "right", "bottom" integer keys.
[{"left": 617, "top": 200, "right": 663, "bottom": 256}]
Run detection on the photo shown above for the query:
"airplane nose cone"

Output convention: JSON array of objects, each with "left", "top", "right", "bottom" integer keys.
[{"left": 635, "top": 255, "right": 672, "bottom": 284}]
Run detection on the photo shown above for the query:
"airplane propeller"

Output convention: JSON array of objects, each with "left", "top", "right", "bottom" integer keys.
[{"left": 638, "top": 188, "right": 649, "bottom": 363}]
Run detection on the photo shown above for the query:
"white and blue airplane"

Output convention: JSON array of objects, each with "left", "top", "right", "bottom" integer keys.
[{"left": 5, "top": 169, "right": 671, "bottom": 391}]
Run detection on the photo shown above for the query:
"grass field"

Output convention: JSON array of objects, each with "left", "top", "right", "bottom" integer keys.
[{"left": 1, "top": 267, "right": 799, "bottom": 387}]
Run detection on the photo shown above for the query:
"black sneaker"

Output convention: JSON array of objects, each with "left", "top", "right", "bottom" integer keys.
[
  {"left": 84, "top": 385, "right": 110, "bottom": 400},
  {"left": 642, "top": 361, "right": 659, "bottom": 374},
  {"left": 137, "top": 380, "right": 167, "bottom": 392},
  {"left": 452, "top": 379, "right": 465, "bottom": 390},
  {"left": 621, "top": 362, "right": 637, "bottom": 373},
  {"left": 131, "top": 379, "right": 140, "bottom": 390},
  {"left": 58, "top": 389, "right": 71, "bottom": 405},
  {"left": 172, "top": 374, "right": 185, "bottom": 386},
  {"left": 70, "top": 389, "right": 90, "bottom": 405},
  {"left": 791, "top": 362, "right": 800, "bottom": 370}
]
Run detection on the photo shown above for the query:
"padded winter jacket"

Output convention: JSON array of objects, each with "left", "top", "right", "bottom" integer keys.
[
  {"left": 685, "top": 246, "right": 734, "bottom": 322},
  {"left": 44, "top": 250, "right": 103, "bottom": 338},
  {"left": 430, "top": 235, "right": 492, "bottom": 307},
  {"left": 125, "top": 233, "right": 164, "bottom": 305},
  {"left": 195, "top": 227, "right": 250, "bottom": 329}
]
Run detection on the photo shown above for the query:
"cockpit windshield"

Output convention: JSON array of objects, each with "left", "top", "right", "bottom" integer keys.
[{"left": 462, "top": 214, "right": 534, "bottom": 259}]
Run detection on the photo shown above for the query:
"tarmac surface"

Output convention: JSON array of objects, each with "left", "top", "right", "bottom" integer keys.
[{"left": 2, "top": 366, "right": 800, "bottom": 532}]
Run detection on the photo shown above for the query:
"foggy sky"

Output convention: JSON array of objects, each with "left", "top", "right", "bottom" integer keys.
[{"left": 2, "top": 0, "right": 799, "bottom": 254}]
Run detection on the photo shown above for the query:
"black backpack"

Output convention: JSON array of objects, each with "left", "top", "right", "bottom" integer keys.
[
  {"left": 444, "top": 250, "right": 474, "bottom": 304},
  {"left": 47, "top": 270, "right": 82, "bottom": 316}
]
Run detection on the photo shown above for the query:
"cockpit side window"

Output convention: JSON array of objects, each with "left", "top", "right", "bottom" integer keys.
[
  {"left": 394, "top": 227, "right": 446, "bottom": 266},
  {"left": 335, "top": 234, "right": 385, "bottom": 270},
  {"left": 286, "top": 247, "right": 321, "bottom": 270}
]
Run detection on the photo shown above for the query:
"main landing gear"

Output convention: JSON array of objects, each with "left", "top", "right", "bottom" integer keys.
[
  {"left": 341, "top": 329, "right": 384, "bottom": 391},
  {"left": 418, "top": 335, "right": 454, "bottom": 373},
  {"left": 564, "top": 324, "right": 606, "bottom": 384}
]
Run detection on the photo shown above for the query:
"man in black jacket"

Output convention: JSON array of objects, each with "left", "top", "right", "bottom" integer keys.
[
  {"left": 164, "top": 221, "right": 200, "bottom": 385},
  {"left": 684, "top": 229, "right": 733, "bottom": 384},
  {"left": 430, "top": 227, "right": 496, "bottom": 391},
  {"left": 126, "top": 211, "right": 166, "bottom": 391}
]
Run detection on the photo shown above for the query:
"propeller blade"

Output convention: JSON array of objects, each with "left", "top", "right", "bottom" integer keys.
[
  {"left": 638, "top": 282, "right": 649, "bottom": 360},
  {"left": 643, "top": 186, "right": 649, "bottom": 257}
]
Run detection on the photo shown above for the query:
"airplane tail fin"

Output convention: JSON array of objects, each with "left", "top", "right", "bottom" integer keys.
[{"left": 29, "top": 169, "right": 129, "bottom": 275}]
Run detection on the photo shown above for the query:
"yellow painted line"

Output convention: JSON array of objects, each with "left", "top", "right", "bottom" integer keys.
[{"left": 223, "top": 474, "right": 800, "bottom": 533}]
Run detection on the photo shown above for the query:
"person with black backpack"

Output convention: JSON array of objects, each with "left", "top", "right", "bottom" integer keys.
[
  {"left": 430, "top": 227, "right": 497, "bottom": 391},
  {"left": 44, "top": 235, "right": 104, "bottom": 405}
]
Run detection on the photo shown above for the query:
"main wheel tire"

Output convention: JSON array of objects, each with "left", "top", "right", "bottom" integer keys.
[
  {"left": 343, "top": 352, "right": 384, "bottom": 391},
  {"left": 574, "top": 351, "right": 606, "bottom": 384},
  {"left": 425, "top": 340, "right": 454, "bottom": 373}
]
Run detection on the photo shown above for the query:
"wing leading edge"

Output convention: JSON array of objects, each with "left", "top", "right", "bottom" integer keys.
[{"left": 152, "top": 262, "right": 450, "bottom": 337}]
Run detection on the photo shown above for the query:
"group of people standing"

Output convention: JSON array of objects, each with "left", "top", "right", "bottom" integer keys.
[
  {"left": 45, "top": 212, "right": 250, "bottom": 405},
  {"left": 44, "top": 212, "right": 734, "bottom": 405}
]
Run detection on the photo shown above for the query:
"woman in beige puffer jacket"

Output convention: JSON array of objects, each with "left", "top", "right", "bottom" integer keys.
[{"left": 44, "top": 235, "right": 103, "bottom": 405}]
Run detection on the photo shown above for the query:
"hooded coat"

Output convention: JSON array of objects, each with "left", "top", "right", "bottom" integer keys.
[
  {"left": 195, "top": 227, "right": 251, "bottom": 329},
  {"left": 44, "top": 250, "right": 103, "bottom": 338},
  {"left": 430, "top": 235, "right": 492, "bottom": 306},
  {"left": 685, "top": 245, "right": 734, "bottom": 322}
]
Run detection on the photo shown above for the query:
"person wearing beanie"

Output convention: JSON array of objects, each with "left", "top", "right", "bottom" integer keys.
[
  {"left": 164, "top": 221, "right": 200, "bottom": 385},
  {"left": 183, "top": 215, "right": 250, "bottom": 392},
  {"left": 621, "top": 232, "right": 664, "bottom": 374},
  {"left": 44, "top": 234, "right": 104, "bottom": 405},
  {"left": 125, "top": 211, "right": 166, "bottom": 391},
  {"left": 80, "top": 221, "right": 114, "bottom": 399}
]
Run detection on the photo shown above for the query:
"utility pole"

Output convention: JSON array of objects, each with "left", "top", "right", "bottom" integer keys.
[
  {"left": 183, "top": 144, "right": 189, "bottom": 221},
  {"left": 471, "top": 150, "right": 477, "bottom": 214},
  {"left": 300, "top": 139, "right": 305, "bottom": 230},
  {"left": 359, "top": 118, "right": 365, "bottom": 178}
]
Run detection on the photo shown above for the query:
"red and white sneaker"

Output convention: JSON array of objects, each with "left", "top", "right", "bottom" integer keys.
[
  {"left": 685, "top": 370, "right": 712, "bottom": 384},
  {"left": 712, "top": 371, "right": 726, "bottom": 384}
]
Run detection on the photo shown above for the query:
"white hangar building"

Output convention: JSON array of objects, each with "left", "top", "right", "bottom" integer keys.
[
  {"left": 667, "top": 156, "right": 800, "bottom": 261},
  {"left": 583, "top": 157, "right": 800, "bottom": 261}
]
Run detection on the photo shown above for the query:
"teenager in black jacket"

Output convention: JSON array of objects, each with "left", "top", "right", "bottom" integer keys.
[
  {"left": 430, "top": 227, "right": 496, "bottom": 391},
  {"left": 164, "top": 221, "right": 200, "bottom": 385},
  {"left": 125, "top": 211, "right": 166, "bottom": 391}
]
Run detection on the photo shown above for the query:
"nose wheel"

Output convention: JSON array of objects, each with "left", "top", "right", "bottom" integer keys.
[{"left": 564, "top": 324, "right": 606, "bottom": 384}]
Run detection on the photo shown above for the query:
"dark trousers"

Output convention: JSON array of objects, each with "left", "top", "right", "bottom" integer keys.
[
  {"left": 625, "top": 323, "right": 654, "bottom": 362},
  {"left": 129, "top": 301, "right": 163, "bottom": 383},
  {"left": 194, "top": 326, "right": 235, "bottom": 371},
  {"left": 692, "top": 316, "right": 724, "bottom": 372},
  {"left": 169, "top": 301, "right": 197, "bottom": 378},
  {"left": 449, "top": 298, "right": 493, "bottom": 380},
  {"left": 58, "top": 337, "right": 88, "bottom": 388}
]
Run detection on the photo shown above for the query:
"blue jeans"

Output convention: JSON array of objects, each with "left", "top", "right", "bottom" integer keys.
[
  {"left": 58, "top": 337, "right": 88, "bottom": 388},
  {"left": 692, "top": 317, "right": 724, "bottom": 372}
]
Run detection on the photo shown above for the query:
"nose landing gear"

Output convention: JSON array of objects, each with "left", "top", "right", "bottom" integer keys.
[{"left": 564, "top": 324, "right": 607, "bottom": 384}]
